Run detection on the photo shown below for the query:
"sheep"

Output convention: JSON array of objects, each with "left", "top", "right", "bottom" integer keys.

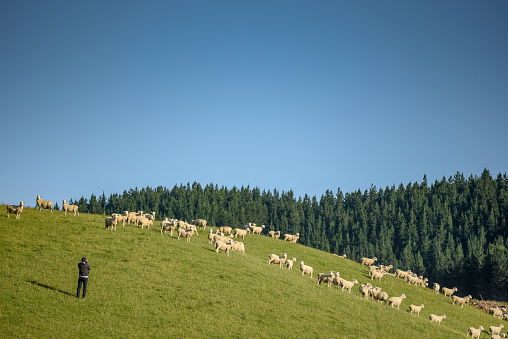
[
  {"left": 127, "top": 211, "right": 144, "bottom": 224},
  {"left": 284, "top": 233, "right": 300, "bottom": 243},
  {"left": 36, "top": 195, "right": 53, "bottom": 212},
  {"left": 252, "top": 225, "right": 265, "bottom": 235},
  {"left": 105, "top": 215, "right": 118, "bottom": 231},
  {"left": 374, "top": 291, "right": 389, "bottom": 304},
  {"left": 191, "top": 219, "right": 207, "bottom": 230},
  {"left": 112, "top": 211, "right": 129, "bottom": 226},
  {"left": 371, "top": 270, "right": 385, "bottom": 283},
  {"left": 467, "top": 326, "right": 484, "bottom": 338},
  {"left": 333, "top": 272, "right": 345, "bottom": 289},
  {"left": 215, "top": 239, "right": 233, "bottom": 256},
  {"left": 332, "top": 253, "right": 347, "bottom": 258},
  {"left": 300, "top": 261, "right": 313, "bottom": 278},
  {"left": 409, "top": 304, "right": 425, "bottom": 316},
  {"left": 429, "top": 314, "right": 446, "bottom": 324},
  {"left": 208, "top": 229, "right": 216, "bottom": 244},
  {"left": 161, "top": 218, "right": 177, "bottom": 235},
  {"left": 177, "top": 227, "right": 195, "bottom": 242},
  {"left": 340, "top": 279, "right": 358, "bottom": 293},
  {"left": 433, "top": 283, "right": 440, "bottom": 294},
  {"left": 361, "top": 257, "right": 378, "bottom": 266},
  {"left": 62, "top": 200, "right": 79, "bottom": 216},
  {"left": 214, "top": 232, "right": 233, "bottom": 243},
  {"left": 369, "top": 287, "right": 383, "bottom": 300},
  {"left": 6, "top": 201, "right": 25, "bottom": 219},
  {"left": 268, "top": 230, "right": 281, "bottom": 239},
  {"left": 138, "top": 216, "right": 151, "bottom": 230},
  {"left": 359, "top": 283, "right": 373, "bottom": 299},
  {"left": 219, "top": 226, "right": 232, "bottom": 235},
  {"left": 490, "top": 307, "right": 504, "bottom": 318},
  {"left": 379, "top": 264, "right": 393, "bottom": 273},
  {"left": 285, "top": 257, "right": 297, "bottom": 270},
  {"left": 442, "top": 287, "right": 458, "bottom": 298},
  {"left": 388, "top": 294, "right": 406, "bottom": 309},
  {"left": 406, "top": 274, "right": 420, "bottom": 286},
  {"left": 503, "top": 313, "right": 508, "bottom": 321},
  {"left": 268, "top": 253, "right": 287, "bottom": 268},
  {"left": 395, "top": 269, "right": 412, "bottom": 279},
  {"left": 452, "top": 295, "right": 472, "bottom": 308},
  {"left": 491, "top": 334, "right": 506, "bottom": 339},
  {"left": 231, "top": 240, "right": 245, "bottom": 253},
  {"left": 489, "top": 324, "right": 505, "bottom": 335},
  {"left": 317, "top": 271, "right": 336, "bottom": 287},
  {"left": 234, "top": 228, "right": 248, "bottom": 239}
]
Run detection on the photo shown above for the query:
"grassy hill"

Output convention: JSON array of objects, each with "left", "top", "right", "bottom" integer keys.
[{"left": 1, "top": 206, "right": 506, "bottom": 338}]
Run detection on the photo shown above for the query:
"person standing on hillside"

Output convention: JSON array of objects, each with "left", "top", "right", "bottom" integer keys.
[{"left": 76, "top": 257, "right": 91, "bottom": 298}]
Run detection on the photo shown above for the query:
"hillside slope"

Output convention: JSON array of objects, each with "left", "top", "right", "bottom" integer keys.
[{"left": 1, "top": 206, "right": 506, "bottom": 338}]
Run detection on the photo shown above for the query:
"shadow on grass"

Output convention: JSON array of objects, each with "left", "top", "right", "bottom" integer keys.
[{"left": 27, "top": 280, "right": 74, "bottom": 297}]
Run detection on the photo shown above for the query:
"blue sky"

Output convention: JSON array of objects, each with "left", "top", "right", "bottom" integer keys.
[{"left": 1, "top": 1, "right": 507, "bottom": 207}]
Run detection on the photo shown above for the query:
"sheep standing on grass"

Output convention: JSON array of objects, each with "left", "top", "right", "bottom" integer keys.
[
  {"left": 395, "top": 269, "right": 412, "bottom": 279},
  {"left": 231, "top": 240, "right": 245, "bottom": 253},
  {"left": 340, "top": 279, "right": 358, "bottom": 293},
  {"left": 105, "top": 215, "right": 118, "bottom": 231},
  {"left": 374, "top": 291, "right": 389, "bottom": 304},
  {"left": 191, "top": 219, "right": 207, "bottom": 230},
  {"left": 490, "top": 307, "right": 504, "bottom": 319},
  {"left": 284, "top": 233, "right": 300, "bottom": 243},
  {"left": 371, "top": 270, "right": 385, "bottom": 283},
  {"left": 317, "top": 271, "right": 336, "bottom": 287},
  {"left": 467, "top": 325, "right": 484, "bottom": 338},
  {"left": 36, "top": 195, "right": 53, "bottom": 212},
  {"left": 433, "top": 283, "right": 440, "bottom": 294},
  {"left": 361, "top": 257, "right": 378, "bottom": 266},
  {"left": 489, "top": 324, "right": 505, "bottom": 335},
  {"left": 62, "top": 200, "right": 79, "bottom": 216},
  {"left": 452, "top": 295, "right": 472, "bottom": 308},
  {"left": 161, "top": 218, "right": 177, "bottom": 235},
  {"left": 268, "top": 253, "right": 287, "bottom": 268},
  {"left": 215, "top": 239, "right": 233, "bottom": 256},
  {"left": 491, "top": 334, "right": 506, "bottom": 339},
  {"left": 138, "top": 216, "right": 152, "bottom": 230},
  {"left": 285, "top": 257, "right": 297, "bottom": 270},
  {"left": 112, "top": 211, "right": 128, "bottom": 226},
  {"left": 252, "top": 225, "right": 265, "bottom": 235},
  {"left": 268, "top": 231, "right": 281, "bottom": 239},
  {"left": 409, "top": 304, "right": 425, "bottom": 316},
  {"left": 359, "top": 283, "right": 373, "bottom": 299},
  {"left": 208, "top": 229, "right": 216, "bottom": 244},
  {"left": 441, "top": 287, "right": 458, "bottom": 298},
  {"left": 388, "top": 294, "right": 406, "bottom": 309},
  {"left": 300, "top": 261, "right": 313, "bottom": 278},
  {"left": 177, "top": 227, "right": 195, "bottom": 242},
  {"left": 429, "top": 314, "right": 446, "bottom": 324},
  {"left": 234, "top": 228, "right": 248, "bottom": 239},
  {"left": 7, "top": 201, "right": 25, "bottom": 219},
  {"left": 219, "top": 226, "right": 232, "bottom": 235}
]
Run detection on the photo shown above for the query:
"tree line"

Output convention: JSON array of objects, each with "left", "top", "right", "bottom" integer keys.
[{"left": 68, "top": 169, "right": 508, "bottom": 301}]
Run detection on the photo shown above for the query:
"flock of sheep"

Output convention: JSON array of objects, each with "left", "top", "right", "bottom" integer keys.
[{"left": 8, "top": 195, "right": 508, "bottom": 337}]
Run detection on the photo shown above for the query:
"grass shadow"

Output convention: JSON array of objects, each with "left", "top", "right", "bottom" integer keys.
[{"left": 27, "top": 280, "right": 74, "bottom": 297}]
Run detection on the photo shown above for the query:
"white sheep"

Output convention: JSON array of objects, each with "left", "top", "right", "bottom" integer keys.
[
  {"left": 252, "top": 225, "right": 265, "bottom": 235},
  {"left": 36, "top": 195, "right": 53, "bottom": 212},
  {"left": 127, "top": 211, "right": 142, "bottom": 224},
  {"left": 467, "top": 325, "right": 484, "bottom": 338},
  {"left": 491, "top": 334, "right": 506, "bottom": 339},
  {"left": 409, "top": 304, "right": 425, "bottom": 316},
  {"left": 62, "top": 200, "right": 79, "bottom": 216},
  {"left": 433, "top": 283, "right": 440, "bottom": 294},
  {"left": 161, "top": 218, "right": 177, "bottom": 235},
  {"left": 268, "top": 230, "right": 281, "bottom": 239},
  {"left": 214, "top": 232, "right": 233, "bottom": 243},
  {"left": 138, "top": 216, "right": 151, "bottom": 230},
  {"left": 231, "top": 240, "right": 245, "bottom": 253},
  {"left": 6, "top": 201, "right": 25, "bottom": 219},
  {"left": 234, "top": 228, "right": 248, "bottom": 239},
  {"left": 112, "top": 211, "right": 129, "bottom": 226},
  {"left": 395, "top": 269, "right": 412, "bottom": 279},
  {"left": 490, "top": 307, "right": 504, "bottom": 318},
  {"left": 177, "top": 227, "right": 195, "bottom": 242},
  {"left": 215, "top": 239, "right": 233, "bottom": 256},
  {"left": 332, "top": 253, "right": 347, "bottom": 258},
  {"left": 285, "top": 257, "right": 297, "bottom": 270},
  {"left": 219, "top": 226, "right": 232, "bottom": 235},
  {"left": 317, "top": 271, "right": 336, "bottom": 287},
  {"left": 268, "top": 253, "right": 287, "bottom": 268},
  {"left": 359, "top": 283, "right": 373, "bottom": 299},
  {"left": 374, "top": 291, "right": 389, "bottom": 304},
  {"left": 388, "top": 294, "right": 406, "bottom": 309},
  {"left": 340, "top": 279, "right": 358, "bottom": 293},
  {"left": 442, "top": 286, "right": 458, "bottom": 298},
  {"left": 429, "top": 314, "right": 446, "bottom": 324},
  {"left": 300, "top": 261, "right": 313, "bottom": 278},
  {"left": 105, "top": 215, "right": 118, "bottom": 231},
  {"left": 191, "top": 219, "right": 207, "bottom": 230},
  {"left": 361, "top": 257, "right": 378, "bottom": 266},
  {"left": 284, "top": 233, "right": 300, "bottom": 243},
  {"left": 452, "top": 295, "right": 472, "bottom": 308},
  {"left": 208, "top": 229, "right": 216, "bottom": 244},
  {"left": 489, "top": 324, "right": 505, "bottom": 335},
  {"left": 371, "top": 270, "right": 385, "bottom": 283}
]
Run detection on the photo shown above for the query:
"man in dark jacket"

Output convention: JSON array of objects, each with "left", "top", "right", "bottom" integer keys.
[{"left": 77, "top": 257, "right": 91, "bottom": 298}]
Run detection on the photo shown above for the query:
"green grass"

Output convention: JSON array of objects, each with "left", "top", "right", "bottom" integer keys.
[{"left": 1, "top": 206, "right": 506, "bottom": 338}]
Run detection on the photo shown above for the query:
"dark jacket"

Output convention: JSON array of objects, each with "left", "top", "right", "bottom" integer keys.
[{"left": 78, "top": 262, "right": 91, "bottom": 277}]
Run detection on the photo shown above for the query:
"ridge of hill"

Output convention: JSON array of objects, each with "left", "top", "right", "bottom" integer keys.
[{"left": 1, "top": 206, "right": 506, "bottom": 338}]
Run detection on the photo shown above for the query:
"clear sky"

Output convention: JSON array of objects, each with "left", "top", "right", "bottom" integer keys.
[{"left": 1, "top": 1, "right": 507, "bottom": 207}]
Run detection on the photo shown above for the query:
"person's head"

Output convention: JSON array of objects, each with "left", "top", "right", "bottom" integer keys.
[{"left": 82, "top": 257, "right": 87, "bottom": 262}]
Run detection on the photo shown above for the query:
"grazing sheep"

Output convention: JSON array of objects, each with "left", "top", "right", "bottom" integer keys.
[
  {"left": 406, "top": 274, "right": 420, "bottom": 286},
  {"left": 317, "top": 271, "right": 336, "bottom": 288},
  {"left": 177, "top": 227, "right": 195, "bottom": 242},
  {"left": 252, "top": 225, "right": 265, "bottom": 235},
  {"left": 433, "top": 283, "right": 440, "bottom": 294},
  {"left": 284, "top": 233, "right": 300, "bottom": 243},
  {"left": 191, "top": 219, "right": 207, "bottom": 230},
  {"left": 409, "top": 304, "right": 425, "bottom": 316},
  {"left": 395, "top": 269, "right": 412, "bottom": 279},
  {"left": 219, "top": 226, "right": 232, "bottom": 235},
  {"left": 214, "top": 232, "right": 233, "bottom": 243},
  {"left": 369, "top": 286, "right": 383, "bottom": 300},
  {"left": 234, "top": 228, "right": 248, "bottom": 239},
  {"left": 491, "top": 334, "right": 506, "bottom": 339},
  {"left": 490, "top": 307, "right": 504, "bottom": 318},
  {"left": 285, "top": 257, "right": 297, "bottom": 270},
  {"left": 6, "top": 201, "right": 25, "bottom": 219},
  {"left": 268, "top": 230, "right": 281, "bottom": 239},
  {"left": 333, "top": 272, "right": 345, "bottom": 289},
  {"left": 361, "top": 257, "right": 378, "bottom": 266},
  {"left": 374, "top": 291, "right": 389, "bottom": 304},
  {"left": 36, "top": 195, "right": 53, "bottom": 212},
  {"left": 429, "top": 314, "right": 446, "bottom": 324},
  {"left": 231, "top": 240, "right": 245, "bottom": 253},
  {"left": 215, "top": 239, "right": 233, "bottom": 256},
  {"left": 333, "top": 253, "right": 347, "bottom": 258},
  {"left": 161, "top": 218, "right": 177, "bottom": 235},
  {"left": 371, "top": 270, "right": 385, "bottom": 283},
  {"left": 62, "top": 200, "right": 79, "bottom": 216},
  {"left": 379, "top": 264, "right": 393, "bottom": 273},
  {"left": 388, "top": 294, "right": 406, "bottom": 309},
  {"left": 105, "top": 215, "right": 118, "bottom": 231},
  {"left": 268, "top": 253, "right": 287, "bottom": 268},
  {"left": 138, "top": 216, "right": 151, "bottom": 230},
  {"left": 442, "top": 287, "right": 458, "bottom": 298},
  {"left": 300, "top": 261, "right": 313, "bottom": 278},
  {"left": 452, "top": 295, "right": 472, "bottom": 308},
  {"left": 359, "top": 283, "right": 373, "bottom": 299},
  {"left": 489, "top": 324, "right": 504, "bottom": 335},
  {"left": 340, "top": 279, "right": 358, "bottom": 293},
  {"left": 467, "top": 325, "right": 484, "bottom": 338}
]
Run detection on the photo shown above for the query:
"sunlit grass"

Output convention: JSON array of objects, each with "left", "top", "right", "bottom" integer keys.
[{"left": 0, "top": 206, "right": 506, "bottom": 338}]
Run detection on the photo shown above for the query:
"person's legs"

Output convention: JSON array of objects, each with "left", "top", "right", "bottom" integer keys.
[
  {"left": 76, "top": 278, "right": 83, "bottom": 297},
  {"left": 82, "top": 278, "right": 88, "bottom": 298}
]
